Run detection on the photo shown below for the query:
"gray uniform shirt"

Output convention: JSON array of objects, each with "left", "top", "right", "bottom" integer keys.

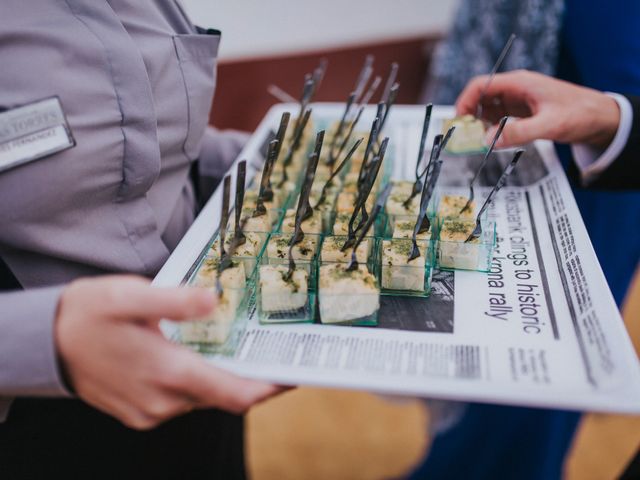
[{"left": 0, "top": 0, "right": 245, "bottom": 420}]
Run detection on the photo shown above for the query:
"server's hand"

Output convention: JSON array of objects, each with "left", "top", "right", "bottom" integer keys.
[
  {"left": 456, "top": 70, "right": 620, "bottom": 149},
  {"left": 54, "top": 275, "right": 280, "bottom": 430}
]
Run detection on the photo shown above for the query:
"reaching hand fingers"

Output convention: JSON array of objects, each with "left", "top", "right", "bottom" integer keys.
[
  {"left": 98, "top": 277, "right": 216, "bottom": 322},
  {"left": 455, "top": 75, "right": 491, "bottom": 116},
  {"left": 164, "top": 348, "right": 282, "bottom": 414},
  {"left": 456, "top": 71, "right": 537, "bottom": 118},
  {"left": 485, "top": 114, "right": 552, "bottom": 148}
]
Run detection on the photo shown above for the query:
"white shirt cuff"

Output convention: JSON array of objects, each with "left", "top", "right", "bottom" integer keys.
[{"left": 571, "top": 93, "right": 634, "bottom": 185}]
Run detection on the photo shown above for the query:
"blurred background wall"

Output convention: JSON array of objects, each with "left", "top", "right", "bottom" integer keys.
[
  {"left": 181, "top": 0, "right": 458, "bottom": 131},
  {"left": 181, "top": 0, "right": 458, "bottom": 61}
]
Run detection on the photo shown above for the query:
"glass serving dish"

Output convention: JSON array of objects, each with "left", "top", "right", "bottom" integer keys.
[
  {"left": 437, "top": 218, "right": 496, "bottom": 272},
  {"left": 178, "top": 256, "right": 250, "bottom": 355},
  {"left": 289, "top": 186, "right": 340, "bottom": 234},
  {"left": 333, "top": 214, "right": 386, "bottom": 240},
  {"left": 319, "top": 234, "right": 377, "bottom": 271},
  {"left": 239, "top": 207, "right": 284, "bottom": 237},
  {"left": 279, "top": 208, "right": 324, "bottom": 235},
  {"left": 441, "top": 115, "right": 488, "bottom": 155},
  {"left": 383, "top": 214, "right": 437, "bottom": 252},
  {"left": 379, "top": 238, "right": 433, "bottom": 297},
  {"left": 256, "top": 264, "right": 316, "bottom": 324},
  {"left": 318, "top": 262, "right": 380, "bottom": 326},
  {"left": 263, "top": 232, "right": 321, "bottom": 289},
  {"left": 243, "top": 186, "right": 285, "bottom": 211},
  {"left": 385, "top": 180, "right": 438, "bottom": 229},
  {"left": 208, "top": 229, "right": 266, "bottom": 280},
  {"left": 335, "top": 190, "right": 375, "bottom": 214},
  {"left": 270, "top": 177, "right": 299, "bottom": 210},
  {"left": 434, "top": 192, "right": 477, "bottom": 221}
]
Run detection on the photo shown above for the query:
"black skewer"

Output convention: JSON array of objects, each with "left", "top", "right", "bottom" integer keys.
[
  {"left": 345, "top": 183, "right": 392, "bottom": 272},
  {"left": 218, "top": 176, "right": 231, "bottom": 258},
  {"left": 403, "top": 104, "right": 433, "bottom": 208},
  {"left": 465, "top": 149, "right": 524, "bottom": 243},
  {"left": 310, "top": 58, "right": 328, "bottom": 98},
  {"left": 273, "top": 111, "right": 291, "bottom": 157},
  {"left": 476, "top": 33, "right": 517, "bottom": 119},
  {"left": 263, "top": 112, "right": 290, "bottom": 202},
  {"left": 278, "top": 108, "right": 312, "bottom": 187},
  {"left": 233, "top": 160, "right": 247, "bottom": 246},
  {"left": 327, "top": 92, "right": 356, "bottom": 166},
  {"left": 403, "top": 133, "right": 442, "bottom": 209},
  {"left": 359, "top": 76, "right": 382, "bottom": 106},
  {"left": 315, "top": 138, "right": 364, "bottom": 209},
  {"left": 215, "top": 175, "right": 231, "bottom": 295},
  {"left": 460, "top": 116, "right": 508, "bottom": 215},
  {"left": 342, "top": 137, "right": 389, "bottom": 251},
  {"left": 408, "top": 158, "right": 443, "bottom": 261},
  {"left": 353, "top": 55, "right": 375, "bottom": 104},
  {"left": 439, "top": 125, "right": 456, "bottom": 156},
  {"left": 291, "top": 75, "right": 315, "bottom": 137},
  {"left": 402, "top": 124, "right": 454, "bottom": 210},
  {"left": 357, "top": 110, "right": 383, "bottom": 189},
  {"left": 356, "top": 137, "right": 389, "bottom": 228},
  {"left": 328, "top": 106, "right": 364, "bottom": 168},
  {"left": 301, "top": 131, "right": 324, "bottom": 221},
  {"left": 381, "top": 62, "right": 399, "bottom": 104},
  {"left": 376, "top": 82, "right": 399, "bottom": 144},
  {"left": 284, "top": 134, "right": 322, "bottom": 281},
  {"left": 216, "top": 215, "right": 249, "bottom": 297},
  {"left": 254, "top": 139, "right": 279, "bottom": 218}
]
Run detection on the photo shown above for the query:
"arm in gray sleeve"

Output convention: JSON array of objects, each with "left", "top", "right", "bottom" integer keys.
[
  {"left": 0, "top": 286, "right": 72, "bottom": 420},
  {"left": 198, "top": 126, "right": 250, "bottom": 178}
]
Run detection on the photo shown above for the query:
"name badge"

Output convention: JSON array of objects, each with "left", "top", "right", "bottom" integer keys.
[{"left": 0, "top": 97, "right": 76, "bottom": 173}]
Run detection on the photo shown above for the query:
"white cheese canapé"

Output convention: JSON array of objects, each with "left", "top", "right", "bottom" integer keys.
[
  {"left": 392, "top": 219, "right": 432, "bottom": 241},
  {"left": 266, "top": 234, "right": 318, "bottom": 262},
  {"left": 192, "top": 256, "right": 246, "bottom": 290},
  {"left": 180, "top": 258, "right": 247, "bottom": 344},
  {"left": 332, "top": 212, "right": 357, "bottom": 236},
  {"left": 341, "top": 172, "right": 361, "bottom": 194},
  {"left": 381, "top": 239, "right": 428, "bottom": 292},
  {"left": 240, "top": 208, "right": 272, "bottom": 243},
  {"left": 321, "top": 235, "right": 369, "bottom": 264},
  {"left": 243, "top": 188, "right": 279, "bottom": 211},
  {"left": 318, "top": 264, "right": 379, "bottom": 324},
  {"left": 179, "top": 292, "right": 237, "bottom": 344},
  {"left": 438, "top": 219, "right": 481, "bottom": 270},
  {"left": 386, "top": 191, "right": 420, "bottom": 217},
  {"left": 312, "top": 171, "right": 343, "bottom": 191},
  {"left": 210, "top": 231, "right": 261, "bottom": 257},
  {"left": 442, "top": 115, "right": 486, "bottom": 153},
  {"left": 336, "top": 191, "right": 374, "bottom": 214},
  {"left": 259, "top": 265, "right": 308, "bottom": 313},
  {"left": 280, "top": 208, "right": 323, "bottom": 235},
  {"left": 390, "top": 180, "right": 414, "bottom": 195},
  {"left": 437, "top": 195, "right": 476, "bottom": 220},
  {"left": 210, "top": 231, "right": 262, "bottom": 277}
]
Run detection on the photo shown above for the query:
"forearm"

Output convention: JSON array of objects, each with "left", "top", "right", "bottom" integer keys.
[{"left": 0, "top": 286, "right": 71, "bottom": 420}]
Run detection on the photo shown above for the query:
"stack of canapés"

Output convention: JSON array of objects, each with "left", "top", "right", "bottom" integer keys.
[{"left": 178, "top": 57, "right": 523, "bottom": 353}]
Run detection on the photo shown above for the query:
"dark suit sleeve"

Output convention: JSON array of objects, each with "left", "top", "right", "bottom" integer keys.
[{"left": 587, "top": 95, "right": 640, "bottom": 190}]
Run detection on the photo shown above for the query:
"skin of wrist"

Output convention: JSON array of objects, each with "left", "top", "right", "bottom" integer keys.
[
  {"left": 583, "top": 92, "right": 620, "bottom": 149},
  {"left": 54, "top": 284, "right": 78, "bottom": 394}
]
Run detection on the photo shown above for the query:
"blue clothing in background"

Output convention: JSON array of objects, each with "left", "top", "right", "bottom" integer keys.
[
  {"left": 559, "top": 0, "right": 640, "bottom": 306},
  {"left": 411, "top": 2, "right": 639, "bottom": 479}
]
